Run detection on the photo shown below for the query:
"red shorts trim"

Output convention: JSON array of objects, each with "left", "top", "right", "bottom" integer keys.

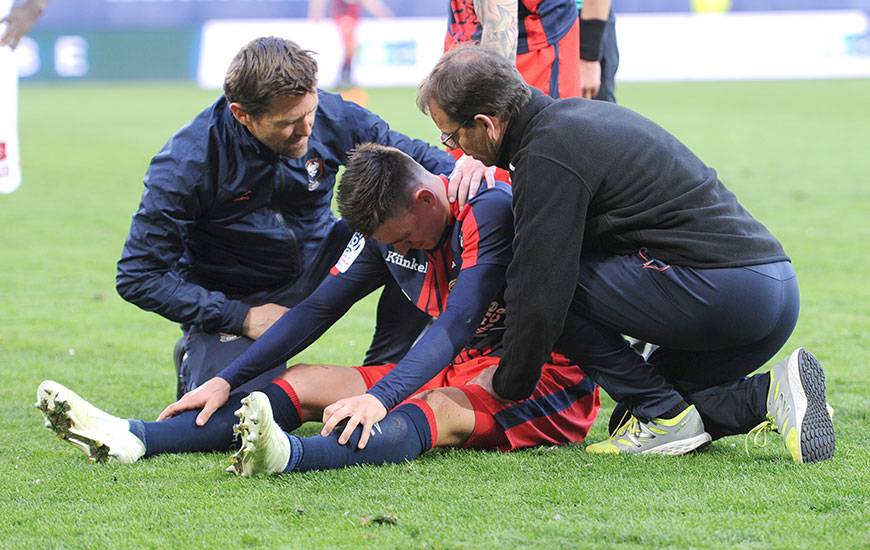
[{"left": 516, "top": 18, "right": 580, "bottom": 99}]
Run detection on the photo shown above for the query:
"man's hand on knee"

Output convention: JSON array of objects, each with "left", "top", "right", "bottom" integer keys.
[
  {"left": 157, "top": 376, "right": 231, "bottom": 426},
  {"left": 242, "top": 303, "right": 289, "bottom": 340}
]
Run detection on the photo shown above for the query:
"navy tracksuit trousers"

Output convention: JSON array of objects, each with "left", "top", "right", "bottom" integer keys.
[{"left": 556, "top": 250, "right": 799, "bottom": 439}]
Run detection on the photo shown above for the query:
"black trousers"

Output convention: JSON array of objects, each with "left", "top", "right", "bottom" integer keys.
[
  {"left": 584, "top": 8, "right": 620, "bottom": 104},
  {"left": 555, "top": 250, "right": 799, "bottom": 439},
  {"left": 178, "top": 220, "right": 430, "bottom": 395}
]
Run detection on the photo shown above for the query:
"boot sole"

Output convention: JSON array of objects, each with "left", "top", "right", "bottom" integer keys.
[
  {"left": 36, "top": 385, "right": 112, "bottom": 463},
  {"left": 795, "top": 349, "right": 835, "bottom": 463}
]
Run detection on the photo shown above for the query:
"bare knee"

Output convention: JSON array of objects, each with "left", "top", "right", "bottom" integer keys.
[
  {"left": 278, "top": 364, "right": 367, "bottom": 421},
  {"left": 412, "top": 388, "right": 475, "bottom": 447}
]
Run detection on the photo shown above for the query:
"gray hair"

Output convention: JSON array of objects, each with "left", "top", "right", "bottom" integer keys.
[{"left": 417, "top": 44, "right": 531, "bottom": 123}]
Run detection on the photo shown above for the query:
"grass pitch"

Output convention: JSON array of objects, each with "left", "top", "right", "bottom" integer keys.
[{"left": 1, "top": 80, "right": 868, "bottom": 548}]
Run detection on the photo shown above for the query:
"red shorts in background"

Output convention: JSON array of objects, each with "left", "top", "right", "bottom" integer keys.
[{"left": 516, "top": 17, "right": 581, "bottom": 99}]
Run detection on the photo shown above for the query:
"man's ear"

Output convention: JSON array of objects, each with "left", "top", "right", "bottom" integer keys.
[
  {"left": 476, "top": 113, "right": 504, "bottom": 141},
  {"left": 414, "top": 187, "right": 437, "bottom": 205},
  {"left": 229, "top": 102, "right": 252, "bottom": 128}
]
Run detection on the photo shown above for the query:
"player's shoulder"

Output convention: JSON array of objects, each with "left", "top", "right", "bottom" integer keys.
[
  {"left": 466, "top": 181, "right": 513, "bottom": 209},
  {"left": 460, "top": 181, "right": 513, "bottom": 223}
]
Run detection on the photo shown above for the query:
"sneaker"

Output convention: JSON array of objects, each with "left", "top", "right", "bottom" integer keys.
[
  {"left": 35, "top": 380, "right": 145, "bottom": 464},
  {"left": 761, "top": 348, "right": 835, "bottom": 463},
  {"left": 586, "top": 404, "right": 711, "bottom": 455},
  {"left": 227, "top": 392, "right": 291, "bottom": 477}
]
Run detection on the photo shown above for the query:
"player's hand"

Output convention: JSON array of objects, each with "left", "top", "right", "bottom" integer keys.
[
  {"left": 0, "top": 0, "right": 46, "bottom": 50},
  {"left": 242, "top": 303, "right": 289, "bottom": 340},
  {"left": 320, "top": 393, "right": 387, "bottom": 449},
  {"left": 469, "top": 365, "right": 511, "bottom": 403},
  {"left": 579, "top": 59, "right": 602, "bottom": 100},
  {"left": 448, "top": 154, "right": 496, "bottom": 208},
  {"left": 157, "top": 377, "right": 231, "bottom": 426}
]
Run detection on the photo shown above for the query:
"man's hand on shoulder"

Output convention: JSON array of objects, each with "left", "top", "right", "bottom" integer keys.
[
  {"left": 242, "top": 303, "right": 289, "bottom": 340},
  {"left": 448, "top": 154, "right": 496, "bottom": 208}
]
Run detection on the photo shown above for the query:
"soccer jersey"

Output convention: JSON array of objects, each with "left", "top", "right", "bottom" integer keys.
[{"left": 446, "top": 0, "right": 578, "bottom": 54}]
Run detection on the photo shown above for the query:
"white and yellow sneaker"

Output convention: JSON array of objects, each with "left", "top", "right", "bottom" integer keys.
[
  {"left": 754, "top": 348, "right": 835, "bottom": 463},
  {"left": 35, "top": 380, "right": 145, "bottom": 464},
  {"left": 227, "top": 392, "right": 291, "bottom": 477},
  {"left": 586, "top": 404, "right": 711, "bottom": 455}
]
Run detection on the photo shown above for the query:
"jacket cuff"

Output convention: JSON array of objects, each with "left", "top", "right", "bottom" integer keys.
[
  {"left": 492, "top": 365, "right": 539, "bottom": 401},
  {"left": 220, "top": 300, "right": 251, "bottom": 336}
]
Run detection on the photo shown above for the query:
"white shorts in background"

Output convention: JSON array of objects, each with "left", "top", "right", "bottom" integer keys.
[{"left": 0, "top": 2, "right": 22, "bottom": 194}]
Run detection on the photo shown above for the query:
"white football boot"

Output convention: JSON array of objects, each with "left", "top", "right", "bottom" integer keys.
[
  {"left": 35, "top": 380, "right": 145, "bottom": 464},
  {"left": 227, "top": 392, "right": 291, "bottom": 477}
]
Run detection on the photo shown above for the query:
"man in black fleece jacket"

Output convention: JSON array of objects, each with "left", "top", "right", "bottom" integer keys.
[{"left": 416, "top": 45, "right": 835, "bottom": 462}]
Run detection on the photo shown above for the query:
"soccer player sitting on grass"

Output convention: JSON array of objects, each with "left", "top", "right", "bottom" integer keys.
[{"left": 35, "top": 144, "right": 601, "bottom": 472}]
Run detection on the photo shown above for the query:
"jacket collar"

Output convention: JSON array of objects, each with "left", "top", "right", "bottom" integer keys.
[{"left": 496, "top": 88, "right": 553, "bottom": 170}]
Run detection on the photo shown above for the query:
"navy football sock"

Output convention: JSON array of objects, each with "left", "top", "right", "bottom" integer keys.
[
  {"left": 260, "top": 380, "right": 303, "bottom": 433},
  {"left": 128, "top": 392, "right": 245, "bottom": 457},
  {"left": 285, "top": 401, "right": 436, "bottom": 472}
]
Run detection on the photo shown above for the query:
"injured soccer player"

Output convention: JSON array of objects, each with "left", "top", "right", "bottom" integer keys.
[{"left": 36, "top": 143, "right": 601, "bottom": 474}]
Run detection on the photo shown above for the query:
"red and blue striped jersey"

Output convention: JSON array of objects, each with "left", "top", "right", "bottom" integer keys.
[
  {"left": 445, "top": 0, "right": 578, "bottom": 54},
  {"left": 330, "top": 179, "right": 513, "bottom": 357},
  {"left": 216, "top": 179, "right": 515, "bottom": 409}
]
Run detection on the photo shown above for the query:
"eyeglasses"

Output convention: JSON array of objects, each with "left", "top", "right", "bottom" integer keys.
[{"left": 439, "top": 117, "right": 472, "bottom": 149}]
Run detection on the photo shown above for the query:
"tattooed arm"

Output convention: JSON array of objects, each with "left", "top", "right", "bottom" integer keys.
[{"left": 474, "top": 0, "right": 518, "bottom": 62}]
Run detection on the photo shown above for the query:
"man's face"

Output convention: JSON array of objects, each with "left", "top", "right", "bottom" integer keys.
[
  {"left": 371, "top": 191, "right": 448, "bottom": 256},
  {"left": 428, "top": 100, "right": 500, "bottom": 166},
  {"left": 237, "top": 92, "right": 318, "bottom": 158}
]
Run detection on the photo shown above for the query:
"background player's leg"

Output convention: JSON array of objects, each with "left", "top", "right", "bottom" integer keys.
[
  {"left": 0, "top": 43, "right": 22, "bottom": 194},
  {"left": 593, "top": 9, "right": 619, "bottom": 103}
]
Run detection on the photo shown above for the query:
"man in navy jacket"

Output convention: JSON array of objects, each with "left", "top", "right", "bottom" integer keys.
[{"left": 116, "top": 37, "right": 486, "bottom": 396}]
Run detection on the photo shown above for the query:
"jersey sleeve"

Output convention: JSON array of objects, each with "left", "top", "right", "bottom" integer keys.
[
  {"left": 365, "top": 263, "right": 506, "bottom": 410},
  {"left": 216, "top": 234, "right": 387, "bottom": 388}
]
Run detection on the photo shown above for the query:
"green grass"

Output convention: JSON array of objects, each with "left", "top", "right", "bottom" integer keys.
[{"left": 1, "top": 80, "right": 869, "bottom": 548}]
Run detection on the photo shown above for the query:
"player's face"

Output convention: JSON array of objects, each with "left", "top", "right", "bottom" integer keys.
[
  {"left": 239, "top": 92, "right": 318, "bottom": 158},
  {"left": 428, "top": 100, "right": 501, "bottom": 166},
  {"left": 372, "top": 191, "right": 448, "bottom": 256}
]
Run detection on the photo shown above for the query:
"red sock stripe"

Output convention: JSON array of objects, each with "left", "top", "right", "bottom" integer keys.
[
  {"left": 272, "top": 378, "right": 303, "bottom": 419},
  {"left": 405, "top": 398, "right": 438, "bottom": 449}
]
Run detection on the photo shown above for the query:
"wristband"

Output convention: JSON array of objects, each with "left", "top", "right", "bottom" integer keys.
[{"left": 579, "top": 18, "right": 606, "bottom": 61}]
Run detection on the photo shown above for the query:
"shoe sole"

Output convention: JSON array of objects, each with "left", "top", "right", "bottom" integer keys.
[
  {"left": 228, "top": 393, "right": 273, "bottom": 477},
  {"left": 641, "top": 432, "right": 712, "bottom": 456},
  {"left": 36, "top": 384, "right": 112, "bottom": 463},
  {"left": 794, "top": 349, "right": 835, "bottom": 463}
]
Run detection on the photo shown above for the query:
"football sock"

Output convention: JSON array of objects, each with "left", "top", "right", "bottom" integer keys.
[
  {"left": 128, "top": 393, "right": 245, "bottom": 457},
  {"left": 260, "top": 379, "right": 303, "bottom": 433},
  {"left": 284, "top": 400, "right": 436, "bottom": 473}
]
